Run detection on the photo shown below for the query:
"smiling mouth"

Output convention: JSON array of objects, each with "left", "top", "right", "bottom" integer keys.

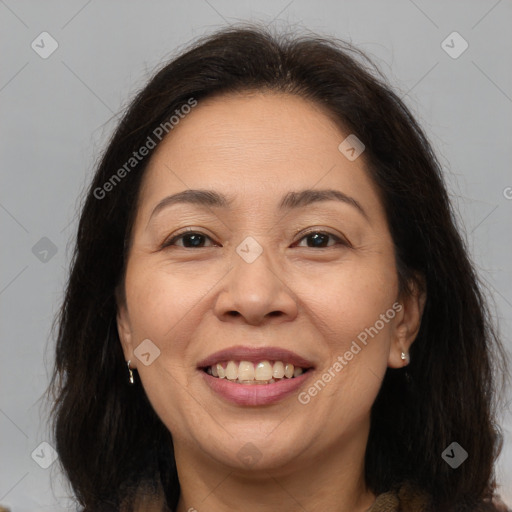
[{"left": 201, "top": 359, "right": 313, "bottom": 385}]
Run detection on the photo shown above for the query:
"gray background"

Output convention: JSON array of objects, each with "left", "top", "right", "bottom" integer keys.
[{"left": 1, "top": 0, "right": 511, "bottom": 509}]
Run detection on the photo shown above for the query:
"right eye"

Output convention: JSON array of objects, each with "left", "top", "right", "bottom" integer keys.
[{"left": 161, "top": 229, "right": 219, "bottom": 249}]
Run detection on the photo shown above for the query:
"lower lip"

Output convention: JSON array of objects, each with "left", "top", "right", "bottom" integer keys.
[{"left": 199, "top": 370, "right": 313, "bottom": 406}]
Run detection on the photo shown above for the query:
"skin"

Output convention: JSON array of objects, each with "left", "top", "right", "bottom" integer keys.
[{"left": 117, "top": 91, "right": 426, "bottom": 512}]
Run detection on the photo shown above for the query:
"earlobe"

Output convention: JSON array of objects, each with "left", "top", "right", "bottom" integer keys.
[
  {"left": 388, "top": 323, "right": 412, "bottom": 369},
  {"left": 388, "top": 277, "right": 427, "bottom": 369}
]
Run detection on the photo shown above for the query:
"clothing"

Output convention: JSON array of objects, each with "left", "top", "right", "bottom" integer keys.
[
  {"left": 119, "top": 480, "right": 512, "bottom": 511},
  {"left": 366, "top": 482, "right": 432, "bottom": 511}
]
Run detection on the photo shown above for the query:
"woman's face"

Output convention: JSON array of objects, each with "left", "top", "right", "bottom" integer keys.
[{"left": 117, "top": 91, "right": 422, "bottom": 474}]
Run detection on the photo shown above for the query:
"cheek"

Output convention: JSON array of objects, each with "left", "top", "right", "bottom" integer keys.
[
  {"left": 123, "top": 263, "right": 209, "bottom": 432},
  {"left": 297, "top": 264, "right": 398, "bottom": 419},
  {"left": 294, "top": 256, "right": 398, "bottom": 414},
  {"left": 297, "top": 257, "right": 399, "bottom": 341},
  {"left": 124, "top": 261, "right": 216, "bottom": 345}
]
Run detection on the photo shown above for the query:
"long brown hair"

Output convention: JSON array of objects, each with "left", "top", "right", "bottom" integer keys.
[{"left": 47, "top": 24, "right": 509, "bottom": 511}]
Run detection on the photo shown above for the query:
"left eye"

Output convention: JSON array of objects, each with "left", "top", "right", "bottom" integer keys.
[{"left": 294, "top": 231, "right": 347, "bottom": 248}]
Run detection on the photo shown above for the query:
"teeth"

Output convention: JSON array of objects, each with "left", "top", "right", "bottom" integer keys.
[
  {"left": 225, "top": 361, "right": 238, "bottom": 380},
  {"left": 272, "top": 361, "right": 285, "bottom": 379},
  {"left": 293, "top": 367, "right": 303, "bottom": 378},
  {"left": 238, "top": 361, "right": 255, "bottom": 381},
  {"left": 205, "top": 360, "right": 308, "bottom": 384},
  {"left": 254, "top": 360, "right": 273, "bottom": 380},
  {"left": 238, "top": 378, "right": 276, "bottom": 385}
]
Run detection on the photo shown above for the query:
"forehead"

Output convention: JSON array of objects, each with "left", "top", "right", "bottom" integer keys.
[{"left": 137, "top": 91, "right": 383, "bottom": 217}]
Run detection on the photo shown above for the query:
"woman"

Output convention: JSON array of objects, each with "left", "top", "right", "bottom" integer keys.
[{"left": 47, "top": 24, "right": 510, "bottom": 511}]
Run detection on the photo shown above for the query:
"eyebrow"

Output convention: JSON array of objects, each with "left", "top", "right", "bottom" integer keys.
[{"left": 148, "top": 188, "right": 369, "bottom": 222}]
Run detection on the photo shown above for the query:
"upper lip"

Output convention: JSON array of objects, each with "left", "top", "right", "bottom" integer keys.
[{"left": 197, "top": 345, "right": 315, "bottom": 369}]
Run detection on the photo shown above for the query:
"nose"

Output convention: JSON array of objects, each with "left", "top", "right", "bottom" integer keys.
[{"left": 213, "top": 243, "right": 298, "bottom": 326}]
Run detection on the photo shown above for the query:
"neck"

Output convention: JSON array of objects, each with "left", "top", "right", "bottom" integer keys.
[{"left": 173, "top": 420, "right": 376, "bottom": 512}]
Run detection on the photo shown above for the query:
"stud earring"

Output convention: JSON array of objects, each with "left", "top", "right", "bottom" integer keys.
[
  {"left": 401, "top": 352, "right": 410, "bottom": 365},
  {"left": 127, "top": 360, "right": 134, "bottom": 384}
]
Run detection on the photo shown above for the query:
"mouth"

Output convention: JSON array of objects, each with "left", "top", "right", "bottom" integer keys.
[
  {"left": 197, "top": 345, "right": 315, "bottom": 384},
  {"left": 196, "top": 346, "right": 315, "bottom": 405},
  {"left": 200, "top": 360, "right": 313, "bottom": 384}
]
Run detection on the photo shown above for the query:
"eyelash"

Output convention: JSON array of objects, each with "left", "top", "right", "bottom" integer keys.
[{"left": 161, "top": 227, "right": 351, "bottom": 249}]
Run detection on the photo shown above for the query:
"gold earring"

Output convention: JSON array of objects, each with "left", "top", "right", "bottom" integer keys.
[{"left": 127, "top": 360, "right": 134, "bottom": 384}]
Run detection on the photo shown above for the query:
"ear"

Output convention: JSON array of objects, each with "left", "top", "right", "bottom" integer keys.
[
  {"left": 388, "top": 275, "right": 426, "bottom": 369},
  {"left": 116, "top": 286, "right": 136, "bottom": 369}
]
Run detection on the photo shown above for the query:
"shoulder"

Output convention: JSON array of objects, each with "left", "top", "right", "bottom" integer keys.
[{"left": 368, "top": 482, "right": 512, "bottom": 512}]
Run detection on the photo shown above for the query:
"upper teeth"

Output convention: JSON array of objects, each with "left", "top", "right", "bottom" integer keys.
[{"left": 206, "top": 360, "right": 304, "bottom": 382}]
